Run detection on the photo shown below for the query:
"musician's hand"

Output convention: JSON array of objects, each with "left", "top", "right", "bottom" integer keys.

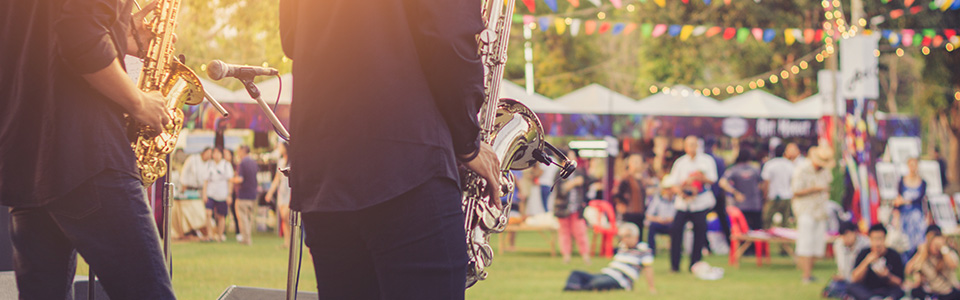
[
  {"left": 127, "top": 1, "right": 158, "bottom": 56},
  {"left": 129, "top": 90, "right": 170, "bottom": 135},
  {"left": 462, "top": 143, "right": 502, "bottom": 206}
]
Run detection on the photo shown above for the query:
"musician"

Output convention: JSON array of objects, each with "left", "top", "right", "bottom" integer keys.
[
  {"left": 0, "top": 0, "right": 175, "bottom": 298},
  {"left": 279, "top": 0, "right": 501, "bottom": 298}
]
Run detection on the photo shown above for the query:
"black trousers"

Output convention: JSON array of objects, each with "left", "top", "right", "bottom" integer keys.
[
  {"left": 622, "top": 213, "right": 645, "bottom": 242},
  {"left": 911, "top": 287, "right": 960, "bottom": 300},
  {"left": 670, "top": 209, "right": 709, "bottom": 272},
  {"left": 713, "top": 192, "right": 730, "bottom": 245},
  {"left": 742, "top": 210, "right": 763, "bottom": 230},
  {"left": 302, "top": 177, "right": 467, "bottom": 300},
  {"left": 846, "top": 283, "right": 905, "bottom": 300}
]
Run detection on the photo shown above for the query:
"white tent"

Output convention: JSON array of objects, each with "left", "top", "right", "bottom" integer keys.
[
  {"left": 634, "top": 85, "right": 728, "bottom": 117},
  {"left": 555, "top": 84, "right": 644, "bottom": 114},
  {"left": 229, "top": 73, "right": 293, "bottom": 104},
  {"left": 795, "top": 93, "right": 839, "bottom": 117},
  {"left": 721, "top": 90, "right": 818, "bottom": 119},
  {"left": 199, "top": 78, "right": 241, "bottom": 103},
  {"left": 498, "top": 80, "right": 572, "bottom": 114}
]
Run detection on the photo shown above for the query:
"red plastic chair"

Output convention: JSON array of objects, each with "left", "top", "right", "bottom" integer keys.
[
  {"left": 727, "top": 206, "right": 769, "bottom": 267},
  {"left": 586, "top": 200, "right": 618, "bottom": 258}
]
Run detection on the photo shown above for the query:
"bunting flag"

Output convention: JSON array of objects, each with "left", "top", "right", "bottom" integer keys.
[
  {"left": 933, "top": 35, "right": 944, "bottom": 47},
  {"left": 913, "top": 33, "right": 923, "bottom": 47},
  {"left": 570, "top": 19, "right": 582, "bottom": 36},
  {"left": 668, "top": 25, "right": 682, "bottom": 37},
  {"left": 785, "top": 29, "right": 796, "bottom": 45},
  {"left": 555, "top": 18, "right": 567, "bottom": 34},
  {"left": 566, "top": 0, "right": 580, "bottom": 7},
  {"left": 692, "top": 26, "right": 708, "bottom": 36},
  {"left": 539, "top": 17, "right": 551, "bottom": 31},
  {"left": 792, "top": 29, "right": 804, "bottom": 44},
  {"left": 623, "top": 23, "right": 637, "bottom": 35},
  {"left": 599, "top": 22, "right": 612, "bottom": 34},
  {"left": 706, "top": 26, "right": 723, "bottom": 37},
  {"left": 804, "top": 29, "right": 815, "bottom": 44},
  {"left": 641, "top": 23, "right": 654, "bottom": 37},
  {"left": 902, "top": 29, "right": 915, "bottom": 46},
  {"left": 680, "top": 25, "right": 694, "bottom": 40},
  {"left": 586, "top": 0, "right": 601, "bottom": 6},
  {"left": 704, "top": 0, "right": 712, "bottom": 5},
  {"left": 612, "top": 22, "right": 626, "bottom": 35},
  {"left": 653, "top": 0, "right": 666, "bottom": 7},
  {"left": 723, "top": 27, "right": 736, "bottom": 40},
  {"left": 523, "top": 15, "right": 535, "bottom": 26},
  {"left": 736, "top": 27, "right": 749, "bottom": 43},
  {"left": 652, "top": 24, "right": 668, "bottom": 37},
  {"left": 763, "top": 29, "right": 776, "bottom": 43},
  {"left": 905, "top": 0, "right": 915, "bottom": 7},
  {"left": 544, "top": 0, "right": 558, "bottom": 12},
  {"left": 585, "top": 20, "right": 597, "bottom": 35},
  {"left": 752, "top": 28, "right": 763, "bottom": 41},
  {"left": 941, "top": 0, "right": 955, "bottom": 11},
  {"left": 610, "top": 0, "right": 623, "bottom": 8},
  {"left": 521, "top": 0, "right": 536, "bottom": 13}
]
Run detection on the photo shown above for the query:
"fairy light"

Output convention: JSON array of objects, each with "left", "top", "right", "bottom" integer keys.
[
  {"left": 712, "top": 87, "right": 721, "bottom": 95},
  {"left": 955, "top": 91, "right": 960, "bottom": 101},
  {"left": 816, "top": 54, "right": 824, "bottom": 62},
  {"left": 825, "top": 12, "right": 833, "bottom": 19},
  {"left": 529, "top": 23, "right": 537, "bottom": 30},
  {"left": 791, "top": 66, "right": 800, "bottom": 74},
  {"left": 896, "top": 48, "right": 904, "bottom": 57},
  {"left": 799, "top": 61, "right": 809, "bottom": 69},
  {"left": 834, "top": 11, "right": 842, "bottom": 19},
  {"left": 922, "top": 47, "right": 931, "bottom": 55},
  {"left": 703, "top": 89, "right": 711, "bottom": 96},
  {"left": 780, "top": 70, "right": 790, "bottom": 79},
  {"left": 832, "top": 0, "right": 840, "bottom": 7},
  {"left": 262, "top": 62, "right": 269, "bottom": 68},
  {"left": 565, "top": 18, "right": 572, "bottom": 25},
  {"left": 948, "top": 44, "right": 956, "bottom": 52},
  {"left": 757, "top": 80, "right": 766, "bottom": 88},
  {"left": 649, "top": 85, "right": 658, "bottom": 93},
  {"left": 200, "top": 64, "right": 207, "bottom": 72},
  {"left": 627, "top": 4, "right": 635, "bottom": 12},
  {"left": 749, "top": 82, "right": 758, "bottom": 89},
  {"left": 736, "top": 85, "right": 744, "bottom": 93},
  {"left": 874, "top": 49, "right": 880, "bottom": 57},
  {"left": 694, "top": 89, "right": 702, "bottom": 96},
  {"left": 726, "top": 86, "right": 735, "bottom": 94},
  {"left": 858, "top": 18, "right": 867, "bottom": 27},
  {"left": 663, "top": 87, "right": 671, "bottom": 94},
  {"left": 770, "top": 74, "right": 779, "bottom": 83},
  {"left": 598, "top": 12, "right": 606, "bottom": 20},
  {"left": 281, "top": 56, "right": 289, "bottom": 63}
]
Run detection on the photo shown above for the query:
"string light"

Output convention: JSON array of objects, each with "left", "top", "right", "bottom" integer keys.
[
  {"left": 948, "top": 44, "right": 956, "bottom": 52},
  {"left": 757, "top": 79, "right": 765, "bottom": 88},
  {"left": 649, "top": 85, "right": 658, "bottom": 93},
  {"left": 922, "top": 47, "right": 931, "bottom": 55},
  {"left": 565, "top": 18, "right": 573, "bottom": 25},
  {"left": 955, "top": 91, "right": 960, "bottom": 101},
  {"left": 896, "top": 48, "right": 904, "bottom": 57},
  {"left": 736, "top": 85, "right": 744, "bottom": 93},
  {"left": 712, "top": 87, "right": 721, "bottom": 95},
  {"left": 662, "top": 86, "right": 671, "bottom": 94},
  {"left": 598, "top": 12, "right": 606, "bottom": 20},
  {"left": 791, "top": 66, "right": 800, "bottom": 74},
  {"left": 749, "top": 82, "right": 758, "bottom": 89},
  {"left": 816, "top": 54, "right": 824, "bottom": 62},
  {"left": 780, "top": 70, "right": 790, "bottom": 79},
  {"left": 281, "top": 56, "right": 289, "bottom": 63},
  {"left": 799, "top": 61, "right": 809, "bottom": 69},
  {"left": 770, "top": 74, "right": 779, "bottom": 83},
  {"left": 626, "top": 4, "right": 635, "bottom": 12},
  {"left": 874, "top": 49, "right": 880, "bottom": 57},
  {"left": 694, "top": 89, "right": 702, "bottom": 96},
  {"left": 703, "top": 89, "right": 711, "bottom": 96},
  {"left": 200, "top": 64, "right": 207, "bottom": 71},
  {"left": 262, "top": 62, "right": 269, "bottom": 67},
  {"left": 726, "top": 86, "right": 735, "bottom": 94},
  {"left": 858, "top": 18, "right": 867, "bottom": 27}
]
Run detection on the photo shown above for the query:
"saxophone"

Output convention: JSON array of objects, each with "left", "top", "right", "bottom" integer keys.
[
  {"left": 464, "top": 0, "right": 576, "bottom": 288},
  {"left": 131, "top": 0, "right": 205, "bottom": 186}
]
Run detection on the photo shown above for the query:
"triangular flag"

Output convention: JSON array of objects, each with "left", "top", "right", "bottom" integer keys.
[
  {"left": 610, "top": 0, "right": 623, "bottom": 8},
  {"left": 814, "top": 29, "right": 823, "bottom": 42},
  {"left": 889, "top": 9, "right": 904, "bottom": 19},
  {"left": 723, "top": 27, "right": 736, "bottom": 40},
  {"left": 912, "top": 5, "right": 925, "bottom": 13},
  {"left": 704, "top": 0, "right": 711, "bottom": 4},
  {"left": 692, "top": 26, "right": 708, "bottom": 36},
  {"left": 785, "top": 29, "right": 796, "bottom": 45},
  {"left": 641, "top": 23, "right": 654, "bottom": 37},
  {"left": 931, "top": 1, "right": 939, "bottom": 9},
  {"left": 804, "top": 29, "right": 815, "bottom": 44},
  {"left": 587, "top": 0, "right": 601, "bottom": 6},
  {"left": 763, "top": 29, "right": 776, "bottom": 43},
  {"left": 792, "top": 29, "right": 804, "bottom": 43},
  {"left": 945, "top": 29, "right": 958, "bottom": 39},
  {"left": 706, "top": 26, "right": 723, "bottom": 37},
  {"left": 952, "top": 0, "right": 960, "bottom": 10},
  {"left": 933, "top": 35, "right": 944, "bottom": 47},
  {"left": 570, "top": 19, "right": 582, "bottom": 36},
  {"left": 599, "top": 22, "right": 612, "bottom": 34},
  {"left": 752, "top": 28, "right": 763, "bottom": 41},
  {"left": 585, "top": 20, "right": 597, "bottom": 35},
  {"left": 941, "top": 0, "right": 955, "bottom": 11},
  {"left": 653, "top": 0, "right": 666, "bottom": 7},
  {"left": 681, "top": 0, "right": 689, "bottom": 3},
  {"left": 523, "top": 15, "right": 535, "bottom": 26},
  {"left": 543, "top": 0, "right": 558, "bottom": 12},
  {"left": 652, "top": 24, "right": 668, "bottom": 37},
  {"left": 902, "top": 29, "right": 915, "bottom": 46},
  {"left": 538, "top": 17, "right": 551, "bottom": 32},
  {"left": 905, "top": 0, "right": 915, "bottom": 6},
  {"left": 888, "top": 32, "right": 900, "bottom": 46},
  {"left": 882, "top": 0, "right": 890, "bottom": 3},
  {"left": 612, "top": 23, "right": 626, "bottom": 35},
  {"left": 680, "top": 25, "right": 695, "bottom": 40},
  {"left": 923, "top": 28, "right": 937, "bottom": 38},
  {"left": 914, "top": 33, "right": 923, "bottom": 46},
  {"left": 554, "top": 18, "right": 567, "bottom": 34},
  {"left": 724, "top": 0, "right": 731, "bottom": 4},
  {"left": 567, "top": 0, "right": 580, "bottom": 7},
  {"left": 521, "top": 0, "right": 536, "bottom": 13},
  {"left": 668, "top": 25, "right": 682, "bottom": 37},
  {"left": 736, "top": 28, "right": 749, "bottom": 43},
  {"left": 623, "top": 23, "right": 638, "bottom": 35}
]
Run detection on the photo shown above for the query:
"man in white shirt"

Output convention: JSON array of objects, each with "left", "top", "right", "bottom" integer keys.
[
  {"left": 792, "top": 145, "right": 834, "bottom": 284},
  {"left": 761, "top": 143, "right": 799, "bottom": 228},
  {"left": 668, "top": 136, "right": 718, "bottom": 272},
  {"left": 179, "top": 147, "right": 213, "bottom": 200}
]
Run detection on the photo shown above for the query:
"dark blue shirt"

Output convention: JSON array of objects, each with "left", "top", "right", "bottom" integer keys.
[{"left": 236, "top": 157, "right": 259, "bottom": 200}]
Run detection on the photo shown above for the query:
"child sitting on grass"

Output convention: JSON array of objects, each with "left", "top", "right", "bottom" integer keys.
[{"left": 562, "top": 223, "right": 657, "bottom": 293}]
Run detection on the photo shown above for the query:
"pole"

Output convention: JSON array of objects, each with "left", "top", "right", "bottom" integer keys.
[{"left": 523, "top": 25, "right": 534, "bottom": 95}]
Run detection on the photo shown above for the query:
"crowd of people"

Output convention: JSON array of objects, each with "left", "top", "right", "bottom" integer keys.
[{"left": 171, "top": 142, "right": 290, "bottom": 246}]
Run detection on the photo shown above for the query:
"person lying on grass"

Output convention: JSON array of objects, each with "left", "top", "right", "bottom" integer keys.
[{"left": 562, "top": 222, "right": 656, "bottom": 293}]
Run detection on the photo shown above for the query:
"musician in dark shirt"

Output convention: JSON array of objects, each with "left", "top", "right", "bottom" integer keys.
[
  {"left": 279, "top": 0, "right": 501, "bottom": 298},
  {"left": 1, "top": 0, "right": 174, "bottom": 298}
]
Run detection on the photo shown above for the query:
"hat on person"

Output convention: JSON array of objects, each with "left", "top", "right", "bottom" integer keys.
[{"left": 808, "top": 145, "right": 836, "bottom": 169}]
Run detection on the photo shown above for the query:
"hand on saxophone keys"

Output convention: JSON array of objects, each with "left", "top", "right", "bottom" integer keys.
[
  {"left": 129, "top": 90, "right": 171, "bottom": 137},
  {"left": 461, "top": 143, "right": 502, "bottom": 206}
]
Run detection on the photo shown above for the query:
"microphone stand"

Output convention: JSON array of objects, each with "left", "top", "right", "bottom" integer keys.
[{"left": 237, "top": 77, "right": 299, "bottom": 300}]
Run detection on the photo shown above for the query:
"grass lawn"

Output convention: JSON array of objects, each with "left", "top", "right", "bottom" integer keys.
[{"left": 77, "top": 230, "right": 837, "bottom": 299}]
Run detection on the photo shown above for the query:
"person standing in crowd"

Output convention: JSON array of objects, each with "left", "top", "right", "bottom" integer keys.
[
  {"left": 266, "top": 142, "right": 293, "bottom": 248},
  {"left": 847, "top": 224, "right": 905, "bottom": 300},
  {"left": 825, "top": 222, "right": 870, "bottom": 298},
  {"left": 761, "top": 144, "right": 796, "bottom": 228},
  {"left": 233, "top": 145, "right": 259, "bottom": 245},
  {"left": 0, "top": 1, "right": 176, "bottom": 298},
  {"left": 792, "top": 145, "right": 834, "bottom": 284},
  {"left": 223, "top": 148, "right": 241, "bottom": 239},
  {"left": 934, "top": 149, "right": 948, "bottom": 189},
  {"left": 894, "top": 157, "right": 929, "bottom": 261},
  {"left": 280, "top": 0, "right": 502, "bottom": 296},
  {"left": 668, "top": 136, "right": 718, "bottom": 272},
  {"left": 645, "top": 175, "right": 677, "bottom": 257},
  {"left": 203, "top": 148, "right": 235, "bottom": 242},
  {"left": 704, "top": 138, "right": 730, "bottom": 245},
  {"left": 555, "top": 150, "right": 591, "bottom": 265},
  {"left": 905, "top": 226, "right": 960, "bottom": 300},
  {"left": 181, "top": 147, "right": 213, "bottom": 198},
  {"left": 539, "top": 163, "right": 561, "bottom": 213},
  {"left": 615, "top": 153, "right": 647, "bottom": 241},
  {"left": 562, "top": 223, "right": 656, "bottom": 293},
  {"left": 719, "top": 148, "right": 764, "bottom": 230}
]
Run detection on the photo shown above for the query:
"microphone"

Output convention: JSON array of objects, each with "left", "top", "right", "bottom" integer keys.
[{"left": 206, "top": 59, "right": 278, "bottom": 81}]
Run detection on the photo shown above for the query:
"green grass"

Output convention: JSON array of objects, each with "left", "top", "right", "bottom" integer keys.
[{"left": 77, "top": 231, "right": 837, "bottom": 299}]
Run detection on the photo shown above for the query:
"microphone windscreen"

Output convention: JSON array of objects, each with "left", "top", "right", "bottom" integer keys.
[{"left": 206, "top": 60, "right": 227, "bottom": 80}]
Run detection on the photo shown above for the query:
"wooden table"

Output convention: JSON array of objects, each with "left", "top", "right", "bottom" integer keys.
[
  {"left": 730, "top": 233, "right": 796, "bottom": 268},
  {"left": 496, "top": 224, "right": 557, "bottom": 257}
]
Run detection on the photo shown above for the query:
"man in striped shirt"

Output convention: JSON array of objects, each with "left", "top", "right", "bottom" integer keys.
[{"left": 562, "top": 223, "right": 657, "bottom": 293}]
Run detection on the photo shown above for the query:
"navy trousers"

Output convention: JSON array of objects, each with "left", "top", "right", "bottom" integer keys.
[
  {"left": 846, "top": 283, "right": 905, "bottom": 300},
  {"left": 563, "top": 270, "right": 622, "bottom": 291},
  {"left": 10, "top": 170, "right": 174, "bottom": 299},
  {"left": 302, "top": 177, "right": 467, "bottom": 300}
]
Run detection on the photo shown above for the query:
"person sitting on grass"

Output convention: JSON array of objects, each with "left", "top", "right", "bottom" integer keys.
[
  {"left": 823, "top": 222, "right": 869, "bottom": 298},
  {"left": 847, "top": 223, "right": 905, "bottom": 300},
  {"left": 904, "top": 226, "right": 960, "bottom": 300},
  {"left": 562, "top": 223, "right": 656, "bottom": 293}
]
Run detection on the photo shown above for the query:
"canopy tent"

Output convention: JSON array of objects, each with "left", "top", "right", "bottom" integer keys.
[
  {"left": 228, "top": 73, "right": 293, "bottom": 104},
  {"left": 721, "top": 90, "right": 818, "bottom": 119},
  {"left": 198, "top": 78, "right": 242, "bottom": 103},
  {"left": 634, "top": 85, "right": 728, "bottom": 117},
  {"left": 795, "top": 93, "right": 840, "bottom": 117},
  {"left": 555, "top": 84, "right": 644, "bottom": 114},
  {"left": 498, "top": 80, "right": 572, "bottom": 114}
]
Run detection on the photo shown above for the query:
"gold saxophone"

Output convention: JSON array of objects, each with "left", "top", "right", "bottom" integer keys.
[
  {"left": 464, "top": 0, "right": 576, "bottom": 288},
  {"left": 130, "top": 0, "right": 204, "bottom": 186}
]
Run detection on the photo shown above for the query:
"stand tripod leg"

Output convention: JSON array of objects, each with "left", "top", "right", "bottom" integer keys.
[
  {"left": 88, "top": 268, "right": 95, "bottom": 300},
  {"left": 163, "top": 181, "right": 174, "bottom": 277},
  {"left": 285, "top": 211, "right": 302, "bottom": 300}
]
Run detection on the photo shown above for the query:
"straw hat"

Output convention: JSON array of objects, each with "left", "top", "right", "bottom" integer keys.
[{"left": 808, "top": 145, "right": 836, "bottom": 169}]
